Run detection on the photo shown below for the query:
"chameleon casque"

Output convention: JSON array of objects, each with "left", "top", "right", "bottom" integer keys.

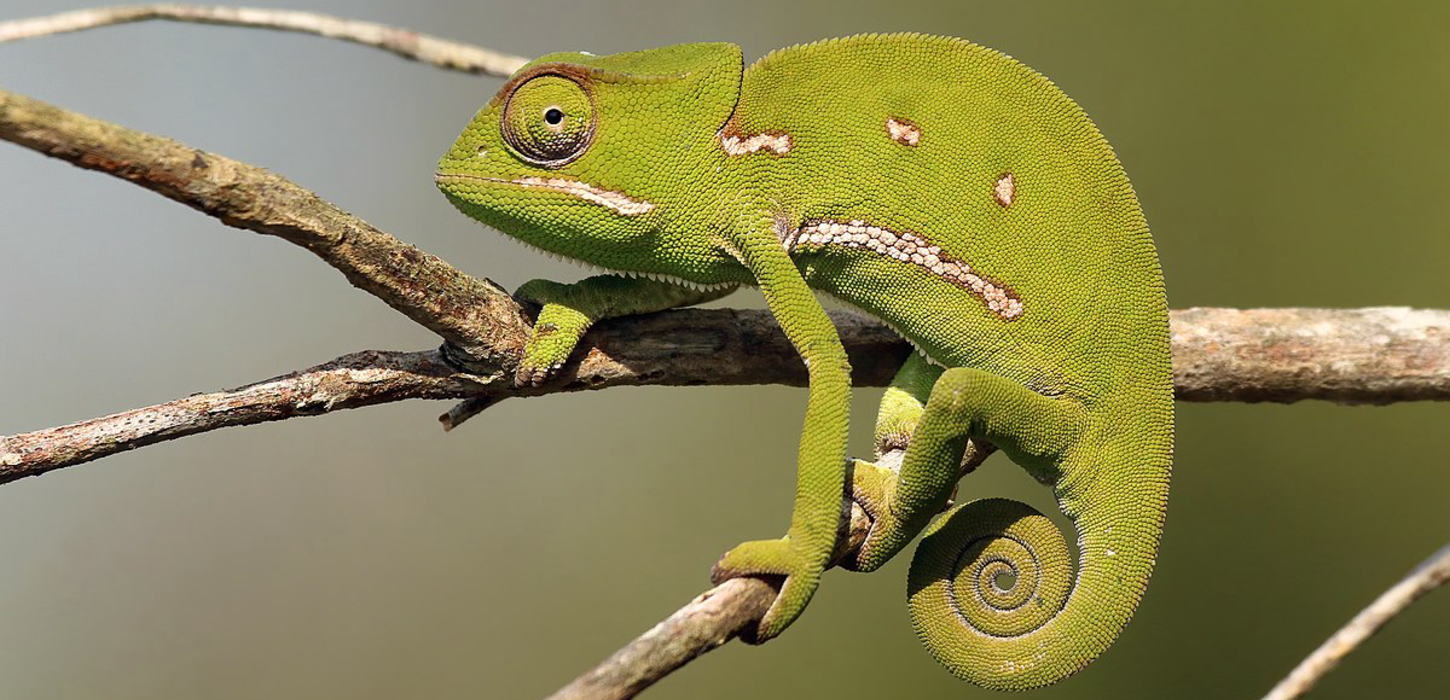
[{"left": 436, "top": 34, "right": 1172, "bottom": 689}]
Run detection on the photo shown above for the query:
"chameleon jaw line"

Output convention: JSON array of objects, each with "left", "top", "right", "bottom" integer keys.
[{"left": 435, "top": 172, "right": 655, "bottom": 216}]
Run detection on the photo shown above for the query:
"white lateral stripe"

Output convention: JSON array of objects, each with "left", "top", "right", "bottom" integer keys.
[
  {"left": 513, "top": 177, "right": 655, "bottom": 216},
  {"left": 793, "top": 219, "right": 1024, "bottom": 321}
]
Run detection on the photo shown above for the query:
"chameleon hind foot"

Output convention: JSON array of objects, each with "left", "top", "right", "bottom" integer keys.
[
  {"left": 843, "top": 458, "right": 934, "bottom": 572},
  {"left": 710, "top": 536, "right": 825, "bottom": 643}
]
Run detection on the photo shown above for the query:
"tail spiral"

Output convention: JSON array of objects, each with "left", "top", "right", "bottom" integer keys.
[{"left": 908, "top": 495, "right": 1155, "bottom": 690}]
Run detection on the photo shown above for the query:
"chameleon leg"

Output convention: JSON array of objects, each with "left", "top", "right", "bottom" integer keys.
[
  {"left": 709, "top": 223, "right": 852, "bottom": 643},
  {"left": 514, "top": 275, "right": 735, "bottom": 386}
]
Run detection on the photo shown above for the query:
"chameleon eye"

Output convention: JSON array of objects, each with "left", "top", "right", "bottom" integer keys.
[{"left": 502, "top": 74, "right": 595, "bottom": 167}]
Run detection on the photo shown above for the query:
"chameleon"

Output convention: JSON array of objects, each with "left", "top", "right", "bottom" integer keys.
[{"left": 435, "top": 33, "right": 1172, "bottom": 690}]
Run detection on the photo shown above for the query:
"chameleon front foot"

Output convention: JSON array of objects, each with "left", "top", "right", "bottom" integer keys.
[
  {"left": 710, "top": 536, "right": 824, "bottom": 642},
  {"left": 512, "top": 275, "right": 740, "bottom": 387},
  {"left": 515, "top": 309, "right": 589, "bottom": 387}
]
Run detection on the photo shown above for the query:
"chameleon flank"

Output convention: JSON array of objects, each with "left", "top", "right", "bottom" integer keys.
[
  {"left": 788, "top": 219, "right": 1024, "bottom": 320},
  {"left": 436, "top": 34, "right": 1172, "bottom": 690}
]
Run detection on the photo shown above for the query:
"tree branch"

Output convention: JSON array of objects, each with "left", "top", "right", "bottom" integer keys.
[
  {"left": 0, "top": 4, "right": 528, "bottom": 76},
  {"left": 547, "top": 578, "right": 778, "bottom": 700},
  {"left": 1169, "top": 306, "right": 1450, "bottom": 403},
  {"left": 1264, "top": 543, "right": 1450, "bottom": 700},
  {"left": 547, "top": 498, "right": 881, "bottom": 700},
  {"left": 4, "top": 305, "right": 1447, "bottom": 482},
  {"left": 0, "top": 87, "right": 533, "bottom": 365}
]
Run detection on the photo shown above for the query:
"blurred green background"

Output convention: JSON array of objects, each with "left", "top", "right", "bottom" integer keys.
[{"left": 2, "top": 1, "right": 1447, "bottom": 698}]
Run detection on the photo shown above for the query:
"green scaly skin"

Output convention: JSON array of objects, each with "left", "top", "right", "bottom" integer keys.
[{"left": 436, "top": 34, "right": 1173, "bottom": 690}]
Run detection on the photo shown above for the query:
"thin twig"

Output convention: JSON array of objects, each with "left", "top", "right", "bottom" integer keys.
[
  {"left": 547, "top": 578, "right": 779, "bottom": 700},
  {"left": 547, "top": 503, "right": 876, "bottom": 700},
  {"left": 1264, "top": 543, "right": 1450, "bottom": 700},
  {"left": 0, "top": 4, "right": 528, "bottom": 76},
  {"left": 0, "top": 350, "right": 489, "bottom": 483}
]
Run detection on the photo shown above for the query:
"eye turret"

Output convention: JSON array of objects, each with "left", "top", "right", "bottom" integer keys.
[{"left": 501, "top": 74, "right": 595, "bottom": 167}]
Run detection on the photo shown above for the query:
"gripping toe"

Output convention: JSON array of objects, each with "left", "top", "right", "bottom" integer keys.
[{"left": 711, "top": 537, "right": 823, "bottom": 643}]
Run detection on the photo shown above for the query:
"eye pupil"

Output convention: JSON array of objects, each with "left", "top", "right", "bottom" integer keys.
[{"left": 544, "top": 108, "right": 564, "bottom": 125}]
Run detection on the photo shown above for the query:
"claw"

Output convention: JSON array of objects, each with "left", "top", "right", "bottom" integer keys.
[{"left": 513, "top": 361, "right": 560, "bottom": 388}]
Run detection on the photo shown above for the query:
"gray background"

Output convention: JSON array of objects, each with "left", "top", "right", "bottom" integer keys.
[{"left": 2, "top": 1, "right": 1448, "bottom": 698}]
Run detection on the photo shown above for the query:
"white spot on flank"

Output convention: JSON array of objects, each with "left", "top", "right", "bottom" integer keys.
[
  {"left": 510, "top": 177, "right": 655, "bottom": 216},
  {"left": 885, "top": 117, "right": 921, "bottom": 147},
  {"left": 719, "top": 130, "right": 792, "bottom": 156},
  {"left": 792, "top": 219, "right": 1024, "bottom": 321},
  {"left": 994, "top": 172, "right": 1016, "bottom": 207}
]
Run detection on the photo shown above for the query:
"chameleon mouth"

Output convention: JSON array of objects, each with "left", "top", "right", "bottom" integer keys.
[{"left": 434, "top": 172, "right": 655, "bottom": 217}]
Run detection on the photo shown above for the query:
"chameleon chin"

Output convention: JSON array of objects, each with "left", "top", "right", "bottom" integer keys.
[{"left": 436, "top": 33, "right": 1172, "bottom": 690}]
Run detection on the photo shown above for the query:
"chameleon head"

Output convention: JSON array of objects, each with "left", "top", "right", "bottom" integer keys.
[{"left": 436, "top": 43, "right": 744, "bottom": 281}]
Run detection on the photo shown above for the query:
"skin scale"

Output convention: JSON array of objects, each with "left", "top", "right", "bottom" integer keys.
[{"left": 435, "top": 34, "right": 1173, "bottom": 690}]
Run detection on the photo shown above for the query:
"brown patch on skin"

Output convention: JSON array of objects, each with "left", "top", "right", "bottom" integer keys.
[
  {"left": 994, "top": 172, "right": 1016, "bottom": 207},
  {"left": 719, "top": 127, "right": 792, "bottom": 156},
  {"left": 791, "top": 219, "right": 1024, "bottom": 321},
  {"left": 885, "top": 117, "right": 921, "bottom": 147}
]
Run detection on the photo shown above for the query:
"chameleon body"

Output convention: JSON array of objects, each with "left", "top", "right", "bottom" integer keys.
[{"left": 436, "top": 34, "right": 1172, "bottom": 689}]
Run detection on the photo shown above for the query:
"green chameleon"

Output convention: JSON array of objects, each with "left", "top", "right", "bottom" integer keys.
[{"left": 435, "top": 33, "right": 1172, "bottom": 690}]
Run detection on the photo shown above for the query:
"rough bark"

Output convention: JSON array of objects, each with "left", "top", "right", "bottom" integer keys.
[
  {"left": 1171, "top": 306, "right": 1450, "bottom": 403},
  {"left": 0, "top": 350, "right": 485, "bottom": 483},
  {"left": 0, "top": 88, "right": 532, "bottom": 365},
  {"left": 5, "top": 306, "right": 1447, "bottom": 482}
]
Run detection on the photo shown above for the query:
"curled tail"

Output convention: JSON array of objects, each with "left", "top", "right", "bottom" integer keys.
[{"left": 907, "top": 445, "right": 1169, "bottom": 690}]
